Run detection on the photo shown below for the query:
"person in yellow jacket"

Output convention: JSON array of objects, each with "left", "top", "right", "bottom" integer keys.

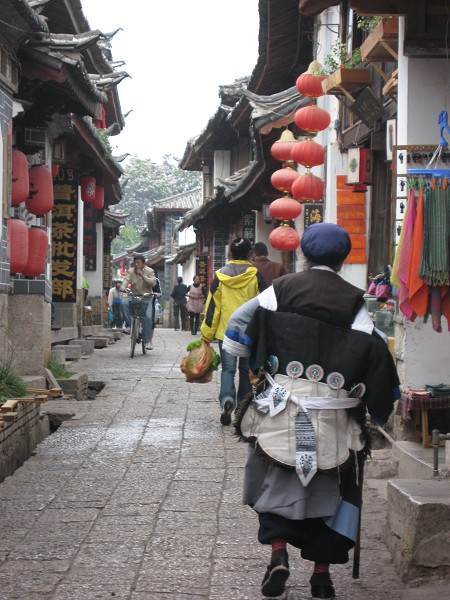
[{"left": 201, "top": 238, "right": 266, "bottom": 425}]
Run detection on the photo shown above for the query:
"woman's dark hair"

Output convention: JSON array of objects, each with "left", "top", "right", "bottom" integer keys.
[
  {"left": 230, "top": 237, "right": 252, "bottom": 260},
  {"left": 177, "top": 276, "right": 183, "bottom": 284}
]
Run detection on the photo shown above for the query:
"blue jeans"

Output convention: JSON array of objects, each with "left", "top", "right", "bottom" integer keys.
[
  {"left": 218, "top": 341, "right": 251, "bottom": 409},
  {"left": 130, "top": 299, "right": 152, "bottom": 344},
  {"left": 142, "top": 300, "right": 153, "bottom": 344}
]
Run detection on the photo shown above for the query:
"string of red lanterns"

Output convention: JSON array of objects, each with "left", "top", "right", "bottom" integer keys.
[
  {"left": 26, "top": 165, "right": 54, "bottom": 216},
  {"left": 267, "top": 61, "right": 330, "bottom": 252},
  {"left": 22, "top": 227, "right": 48, "bottom": 277}
]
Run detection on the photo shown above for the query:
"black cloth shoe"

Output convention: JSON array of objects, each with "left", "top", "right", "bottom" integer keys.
[
  {"left": 220, "top": 398, "right": 234, "bottom": 426},
  {"left": 310, "top": 572, "right": 335, "bottom": 599},
  {"left": 261, "top": 550, "right": 290, "bottom": 598}
]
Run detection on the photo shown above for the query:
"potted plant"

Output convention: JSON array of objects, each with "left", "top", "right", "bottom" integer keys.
[
  {"left": 321, "top": 43, "right": 370, "bottom": 97},
  {"left": 360, "top": 16, "right": 399, "bottom": 62}
]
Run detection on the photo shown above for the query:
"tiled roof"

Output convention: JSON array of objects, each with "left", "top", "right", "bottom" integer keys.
[{"left": 149, "top": 188, "right": 202, "bottom": 213}]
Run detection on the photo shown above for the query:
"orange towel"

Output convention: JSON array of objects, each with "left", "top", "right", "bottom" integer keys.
[
  {"left": 442, "top": 287, "right": 450, "bottom": 331},
  {"left": 407, "top": 188, "right": 428, "bottom": 316}
]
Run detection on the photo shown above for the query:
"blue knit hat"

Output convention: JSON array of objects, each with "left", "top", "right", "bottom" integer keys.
[{"left": 301, "top": 223, "right": 351, "bottom": 266}]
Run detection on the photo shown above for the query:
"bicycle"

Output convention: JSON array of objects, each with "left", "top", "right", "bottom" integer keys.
[{"left": 126, "top": 290, "right": 153, "bottom": 358}]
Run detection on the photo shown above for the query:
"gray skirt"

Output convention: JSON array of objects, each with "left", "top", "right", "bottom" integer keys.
[{"left": 243, "top": 445, "right": 340, "bottom": 521}]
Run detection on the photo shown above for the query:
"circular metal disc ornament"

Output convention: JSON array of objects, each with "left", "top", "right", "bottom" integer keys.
[
  {"left": 327, "top": 372, "right": 345, "bottom": 390},
  {"left": 286, "top": 361, "right": 304, "bottom": 379},
  {"left": 305, "top": 364, "right": 324, "bottom": 382},
  {"left": 267, "top": 355, "right": 279, "bottom": 375},
  {"left": 350, "top": 383, "right": 367, "bottom": 398}
]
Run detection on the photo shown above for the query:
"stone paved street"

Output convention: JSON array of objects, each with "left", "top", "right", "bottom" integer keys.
[{"left": 0, "top": 330, "right": 408, "bottom": 600}]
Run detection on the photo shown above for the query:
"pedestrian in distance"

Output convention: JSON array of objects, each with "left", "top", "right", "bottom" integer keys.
[
  {"left": 223, "top": 223, "right": 400, "bottom": 599},
  {"left": 108, "top": 279, "right": 124, "bottom": 330},
  {"left": 122, "top": 255, "right": 156, "bottom": 350},
  {"left": 201, "top": 237, "right": 266, "bottom": 426},
  {"left": 171, "top": 276, "right": 189, "bottom": 331},
  {"left": 252, "top": 241, "right": 287, "bottom": 286},
  {"left": 186, "top": 275, "right": 205, "bottom": 336}
]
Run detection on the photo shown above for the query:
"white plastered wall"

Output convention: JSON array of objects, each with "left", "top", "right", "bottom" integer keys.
[
  {"left": 84, "top": 222, "right": 104, "bottom": 296},
  {"left": 395, "top": 16, "right": 450, "bottom": 388}
]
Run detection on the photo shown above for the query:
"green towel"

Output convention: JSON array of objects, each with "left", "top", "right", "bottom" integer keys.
[
  {"left": 425, "top": 384, "right": 450, "bottom": 397},
  {"left": 420, "top": 186, "right": 450, "bottom": 286}
]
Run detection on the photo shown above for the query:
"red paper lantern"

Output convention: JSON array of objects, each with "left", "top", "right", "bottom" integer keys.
[
  {"left": 292, "top": 172, "right": 324, "bottom": 202},
  {"left": 269, "top": 224, "right": 300, "bottom": 251},
  {"left": 269, "top": 197, "right": 302, "bottom": 221},
  {"left": 291, "top": 139, "right": 325, "bottom": 168},
  {"left": 7, "top": 218, "right": 29, "bottom": 274},
  {"left": 12, "top": 149, "right": 29, "bottom": 206},
  {"left": 22, "top": 227, "right": 48, "bottom": 277},
  {"left": 296, "top": 73, "right": 325, "bottom": 98},
  {"left": 26, "top": 166, "right": 54, "bottom": 216},
  {"left": 294, "top": 105, "right": 331, "bottom": 134},
  {"left": 271, "top": 130, "right": 297, "bottom": 162},
  {"left": 92, "top": 185, "right": 105, "bottom": 210},
  {"left": 80, "top": 176, "right": 96, "bottom": 203},
  {"left": 271, "top": 167, "right": 298, "bottom": 194}
]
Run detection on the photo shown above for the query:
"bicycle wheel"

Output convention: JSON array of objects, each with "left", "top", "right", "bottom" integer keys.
[
  {"left": 141, "top": 319, "right": 147, "bottom": 355},
  {"left": 130, "top": 318, "right": 138, "bottom": 358}
]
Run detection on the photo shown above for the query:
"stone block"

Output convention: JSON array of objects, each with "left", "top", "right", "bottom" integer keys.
[
  {"left": 386, "top": 479, "right": 450, "bottom": 581},
  {"left": 52, "top": 344, "right": 81, "bottom": 361},
  {"left": 56, "top": 373, "right": 89, "bottom": 401},
  {"left": 0, "top": 294, "right": 8, "bottom": 363},
  {"left": 446, "top": 441, "right": 450, "bottom": 471},
  {"left": 112, "top": 331, "right": 122, "bottom": 341},
  {"left": 90, "top": 337, "right": 108, "bottom": 349},
  {"left": 366, "top": 454, "right": 398, "bottom": 479},
  {"left": 69, "top": 338, "right": 95, "bottom": 355},
  {"left": 0, "top": 401, "right": 48, "bottom": 483},
  {"left": 51, "top": 346, "right": 66, "bottom": 365},
  {"left": 8, "top": 295, "right": 51, "bottom": 376},
  {"left": 22, "top": 375, "right": 47, "bottom": 390}
]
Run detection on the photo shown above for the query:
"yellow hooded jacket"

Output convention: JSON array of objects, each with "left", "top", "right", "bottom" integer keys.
[{"left": 201, "top": 260, "right": 266, "bottom": 342}]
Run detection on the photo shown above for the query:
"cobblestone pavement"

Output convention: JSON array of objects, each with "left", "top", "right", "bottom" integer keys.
[{"left": 0, "top": 329, "right": 409, "bottom": 600}]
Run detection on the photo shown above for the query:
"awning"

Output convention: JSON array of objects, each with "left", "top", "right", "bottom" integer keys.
[
  {"left": 165, "top": 243, "right": 196, "bottom": 265},
  {"left": 298, "top": 1, "right": 340, "bottom": 16}
]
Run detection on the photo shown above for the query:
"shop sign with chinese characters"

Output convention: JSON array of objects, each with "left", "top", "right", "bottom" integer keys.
[
  {"left": 52, "top": 166, "right": 78, "bottom": 302},
  {"left": 303, "top": 204, "right": 324, "bottom": 228},
  {"left": 84, "top": 202, "right": 97, "bottom": 271}
]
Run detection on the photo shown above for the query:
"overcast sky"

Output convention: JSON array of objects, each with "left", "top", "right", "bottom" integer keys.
[{"left": 82, "top": 0, "right": 259, "bottom": 161}]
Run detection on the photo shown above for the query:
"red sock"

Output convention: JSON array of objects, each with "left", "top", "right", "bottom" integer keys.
[
  {"left": 271, "top": 539, "right": 286, "bottom": 557},
  {"left": 314, "top": 562, "right": 329, "bottom": 574}
]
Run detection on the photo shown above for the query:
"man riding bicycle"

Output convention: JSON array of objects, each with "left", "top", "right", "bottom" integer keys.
[{"left": 122, "top": 255, "right": 156, "bottom": 350}]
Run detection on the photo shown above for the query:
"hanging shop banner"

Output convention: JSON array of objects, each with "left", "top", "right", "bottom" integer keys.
[
  {"left": 304, "top": 204, "right": 324, "bottom": 228},
  {"left": 84, "top": 202, "right": 97, "bottom": 271},
  {"left": 242, "top": 211, "right": 256, "bottom": 245},
  {"left": 52, "top": 166, "right": 78, "bottom": 302},
  {"left": 196, "top": 255, "right": 209, "bottom": 287},
  {"left": 103, "top": 252, "right": 112, "bottom": 291}
]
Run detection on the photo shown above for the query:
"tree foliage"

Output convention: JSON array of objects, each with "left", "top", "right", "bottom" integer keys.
[
  {"left": 114, "top": 154, "right": 200, "bottom": 229},
  {"left": 111, "top": 224, "right": 141, "bottom": 255}
]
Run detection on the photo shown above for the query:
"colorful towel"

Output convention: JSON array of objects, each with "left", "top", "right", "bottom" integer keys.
[
  {"left": 393, "top": 189, "right": 417, "bottom": 320},
  {"left": 421, "top": 186, "right": 450, "bottom": 287},
  {"left": 408, "top": 188, "right": 429, "bottom": 317}
]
